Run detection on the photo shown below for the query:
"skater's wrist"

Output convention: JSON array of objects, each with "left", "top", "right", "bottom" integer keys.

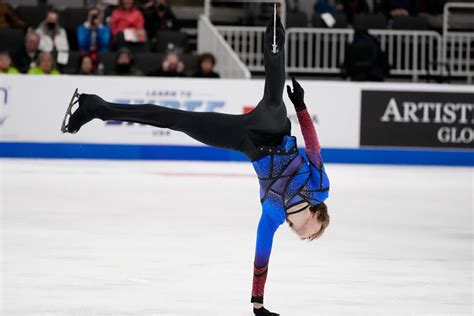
[{"left": 294, "top": 103, "right": 306, "bottom": 112}]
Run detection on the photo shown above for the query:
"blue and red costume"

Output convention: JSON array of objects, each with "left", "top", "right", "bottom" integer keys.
[{"left": 251, "top": 108, "right": 330, "bottom": 304}]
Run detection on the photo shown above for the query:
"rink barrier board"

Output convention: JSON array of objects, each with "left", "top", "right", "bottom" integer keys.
[{"left": 0, "top": 142, "right": 473, "bottom": 166}]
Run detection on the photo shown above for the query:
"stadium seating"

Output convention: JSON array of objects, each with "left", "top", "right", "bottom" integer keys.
[
  {"left": 16, "top": 5, "right": 48, "bottom": 28},
  {"left": 47, "top": 0, "right": 85, "bottom": 9},
  {"left": 312, "top": 13, "right": 348, "bottom": 29},
  {"left": 287, "top": 11, "right": 309, "bottom": 28},
  {"left": 353, "top": 14, "right": 388, "bottom": 30},
  {"left": 0, "top": 28, "right": 25, "bottom": 54},
  {"left": 60, "top": 7, "right": 88, "bottom": 51},
  {"left": 153, "top": 31, "right": 189, "bottom": 53},
  {"left": 4, "top": 0, "right": 38, "bottom": 7},
  {"left": 62, "top": 50, "right": 81, "bottom": 74},
  {"left": 134, "top": 52, "right": 163, "bottom": 74},
  {"left": 392, "top": 16, "right": 430, "bottom": 30},
  {"left": 180, "top": 53, "right": 199, "bottom": 75}
]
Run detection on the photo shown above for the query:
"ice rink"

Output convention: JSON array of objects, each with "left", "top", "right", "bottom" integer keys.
[{"left": 1, "top": 159, "right": 473, "bottom": 315}]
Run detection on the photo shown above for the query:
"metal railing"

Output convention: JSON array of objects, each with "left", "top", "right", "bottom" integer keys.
[
  {"left": 197, "top": 15, "right": 251, "bottom": 79},
  {"left": 217, "top": 26, "right": 443, "bottom": 81},
  {"left": 443, "top": 2, "right": 474, "bottom": 83},
  {"left": 217, "top": 26, "right": 266, "bottom": 71}
]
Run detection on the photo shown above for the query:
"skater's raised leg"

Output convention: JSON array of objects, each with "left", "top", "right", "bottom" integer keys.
[
  {"left": 66, "top": 93, "right": 259, "bottom": 158},
  {"left": 244, "top": 13, "right": 290, "bottom": 148},
  {"left": 262, "top": 14, "right": 286, "bottom": 107}
]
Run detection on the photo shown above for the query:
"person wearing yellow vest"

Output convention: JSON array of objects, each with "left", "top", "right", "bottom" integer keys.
[
  {"left": 0, "top": 51, "right": 20, "bottom": 74},
  {"left": 27, "top": 52, "right": 60, "bottom": 75}
]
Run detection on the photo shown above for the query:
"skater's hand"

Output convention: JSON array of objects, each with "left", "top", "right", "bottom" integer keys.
[
  {"left": 286, "top": 77, "right": 306, "bottom": 112},
  {"left": 254, "top": 306, "right": 280, "bottom": 316}
]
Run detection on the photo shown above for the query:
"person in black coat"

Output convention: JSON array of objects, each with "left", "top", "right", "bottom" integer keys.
[
  {"left": 14, "top": 31, "right": 40, "bottom": 73},
  {"left": 142, "top": 0, "right": 180, "bottom": 41},
  {"left": 193, "top": 53, "right": 220, "bottom": 78}
]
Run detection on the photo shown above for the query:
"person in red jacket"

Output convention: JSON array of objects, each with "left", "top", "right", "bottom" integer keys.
[{"left": 110, "top": 0, "right": 144, "bottom": 38}]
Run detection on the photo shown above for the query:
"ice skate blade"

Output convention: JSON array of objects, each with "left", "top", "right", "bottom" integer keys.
[{"left": 60, "top": 88, "right": 80, "bottom": 134}]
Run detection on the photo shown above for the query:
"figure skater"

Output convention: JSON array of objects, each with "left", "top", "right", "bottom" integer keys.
[{"left": 61, "top": 14, "right": 330, "bottom": 316}]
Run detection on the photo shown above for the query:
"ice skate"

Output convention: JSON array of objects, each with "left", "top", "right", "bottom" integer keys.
[
  {"left": 61, "top": 89, "right": 102, "bottom": 134},
  {"left": 61, "top": 88, "right": 80, "bottom": 134},
  {"left": 266, "top": 4, "right": 285, "bottom": 55}
]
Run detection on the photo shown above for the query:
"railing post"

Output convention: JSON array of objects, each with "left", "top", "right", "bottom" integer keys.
[
  {"left": 413, "top": 34, "right": 418, "bottom": 82},
  {"left": 204, "top": 0, "right": 211, "bottom": 18}
]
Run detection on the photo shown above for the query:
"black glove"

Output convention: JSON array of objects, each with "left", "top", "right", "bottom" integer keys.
[
  {"left": 254, "top": 306, "right": 280, "bottom": 316},
  {"left": 286, "top": 77, "right": 306, "bottom": 112}
]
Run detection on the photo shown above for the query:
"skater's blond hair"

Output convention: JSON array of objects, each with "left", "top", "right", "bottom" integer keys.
[{"left": 307, "top": 202, "right": 330, "bottom": 241}]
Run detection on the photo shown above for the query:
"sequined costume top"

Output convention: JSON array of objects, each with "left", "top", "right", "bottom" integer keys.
[{"left": 250, "top": 108, "right": 330, "bottom": 304}]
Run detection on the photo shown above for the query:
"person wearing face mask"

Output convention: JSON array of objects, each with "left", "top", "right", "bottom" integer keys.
[
  {"left": 36, "top": 9, "right": 69, "bottom": 54},
  {"left": 142, "top": 0, "right": 180, "bottom": 41},
  {"left": 110, "top": 47, "right": 143, "bottom": 76}
]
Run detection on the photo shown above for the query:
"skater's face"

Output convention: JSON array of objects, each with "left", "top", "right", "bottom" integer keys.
[{"left": 296, "top": 210, "right": 322, "bottom": 240}]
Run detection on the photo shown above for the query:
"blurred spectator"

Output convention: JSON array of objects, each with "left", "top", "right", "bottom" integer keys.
[
  {"left": 143, "top": 0, "right": 180, "bottom": 40},
  {"left": 314, "top": 0, "right": 338, "bottom": 14},
  {"left": 0, "top": 0, "right": 25, "bottom": 28},
  {"left": 14, "top": 31, "right": 40, "bottom": 73},
  {"left": 417, "top": 0, "right": 446, "bottom": 29},
  {"left": 0, "top": 51, "right": 20, "bottom": 74},
  {"left": 148, "top": 51, "right": 185, "bottom": 77},
  {"left": 110, "top": 0, "right": 145, "bottom": 37},
  {"left": 77, "top": 54, "right": 96, "bottom": 75},
  {"left": 36, "top": 9, "right": 69, "bottom": 53},
  {"left": 342, "top": 28, "right": 389, "bottom": 81},
  {"left": 77, "top": 5, "right": 111, "bottom": 54},
  {"left": 336, "top": 0, "right": 370, "bottom": 23},
  {"left": 379, "top": 0, "right": 417, "bottom": 17},
  {"left": 111, "top": 47, "right": 142, "bottom": 76},
  {"left": 193, "top": 53, "right": 219, "bottom": 78},
  {"left": 28, "top": 52, "right": 61, "bottom": 75}
]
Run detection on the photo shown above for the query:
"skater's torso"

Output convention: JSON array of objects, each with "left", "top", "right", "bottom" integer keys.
[
  {"left": 252, "top": 135, "right": 329, "bottom": 223},
  {"left": 250, "top": 134, "right": 329, "bottom": 303}
]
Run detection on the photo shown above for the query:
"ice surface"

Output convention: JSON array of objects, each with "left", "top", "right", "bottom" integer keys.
[{"left": 1, "top": 159, "right": 473, "bottom": 315}]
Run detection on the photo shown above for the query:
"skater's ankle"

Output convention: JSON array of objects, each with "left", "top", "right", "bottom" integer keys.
[{"left": 253, "top": 303, "right": 264, "bottom": 309}]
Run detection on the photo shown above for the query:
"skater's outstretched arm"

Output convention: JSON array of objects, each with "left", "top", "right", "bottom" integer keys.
[
  {"left": 287, "top": 77, "right": 323, "bottom": 168},
  {"left": 251, "top": 205, "right": 283, "bottom": 315}
]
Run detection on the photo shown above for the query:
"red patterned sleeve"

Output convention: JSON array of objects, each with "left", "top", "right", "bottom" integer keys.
[{"left": 296, "top": 108, "right": 322, "bottom": 168}]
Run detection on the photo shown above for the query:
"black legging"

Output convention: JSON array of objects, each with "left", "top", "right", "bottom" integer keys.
[{"left": 86, "top": 17, "right": 289, "bottom": 161}]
